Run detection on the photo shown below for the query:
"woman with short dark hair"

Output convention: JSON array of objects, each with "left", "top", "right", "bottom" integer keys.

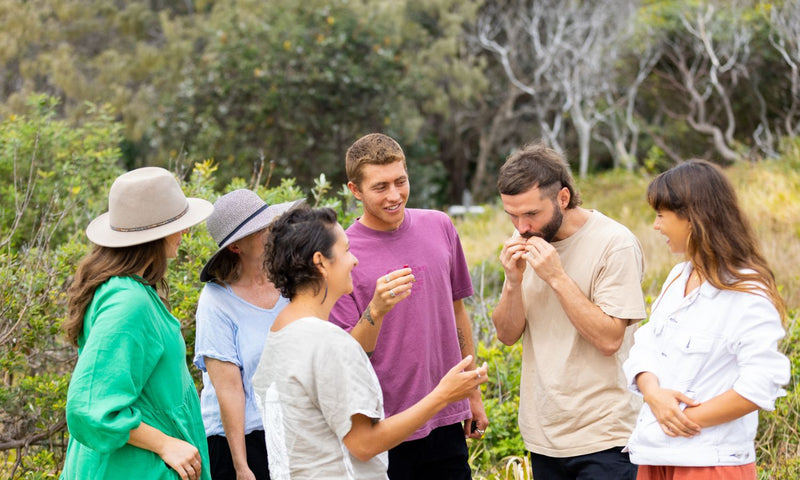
[{"left": 252, "top": 206, "right": 488, "bottom": 479}]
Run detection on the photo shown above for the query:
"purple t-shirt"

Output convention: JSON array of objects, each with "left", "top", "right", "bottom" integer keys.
[{"left": 330, "top": 208, "right": 474, "bottom": 441}]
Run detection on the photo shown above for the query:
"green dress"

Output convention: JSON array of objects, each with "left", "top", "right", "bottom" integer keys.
[{"left": 60, "top": 276, "right": 210, "bottom": 480}]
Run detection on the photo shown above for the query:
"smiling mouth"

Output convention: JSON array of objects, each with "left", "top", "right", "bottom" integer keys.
[{"left": 385, "top": 204, "right": 401, "bottom": 212}]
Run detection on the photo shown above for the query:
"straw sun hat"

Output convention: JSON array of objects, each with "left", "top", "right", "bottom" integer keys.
[
  {"left": 200, "top": 189, "right": 302, "bottom": 282},
  {"left": 86, "top": 167, "right": 214, "bottom": 248}
]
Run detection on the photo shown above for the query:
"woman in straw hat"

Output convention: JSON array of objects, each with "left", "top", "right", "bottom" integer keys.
[
  {"left": 61, "top": 167, "right": 214, "bottom": 480},
  {"left": 251, "top": 206, "right": 488, "bottom": 479},
  {"left": 192, "top": 190, "right": 300, "bottom": 480}
]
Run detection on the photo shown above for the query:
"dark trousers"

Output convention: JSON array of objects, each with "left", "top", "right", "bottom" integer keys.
[
  {"left": 387, "top": 422, "right": 472, "bottom": 480},
  {"left": 529, "top": 446, "right": 637, "bottom": 480},
  {"left": 207, "top": 430, "right": 270, "bottom": 480}
]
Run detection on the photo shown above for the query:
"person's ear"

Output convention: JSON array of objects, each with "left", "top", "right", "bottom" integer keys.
[
  {"left": 313, "top": 251, "right": 326, "bottom": 276},
  {"left": 226, "top": 243, "right": 241, "bottom": 254},
  {"left": 347, "top": 181, "right": 363, "bottom": 201},
  {"left": 557, "top": 187, "right": 570, "bottom": 209}
]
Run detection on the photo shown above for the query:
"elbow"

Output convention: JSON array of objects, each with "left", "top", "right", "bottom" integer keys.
[
  {"left": 496, "top": 331, "right": 518, "bottom": 346},
  {"left": 597, "top": 337, "right": 624, "bottom": 357},
  {"left": 346, "top": 443, "right": 381, "bottom": 463},
  {"left": 491, "top": 314, "right": 522, "bottom": 346}
]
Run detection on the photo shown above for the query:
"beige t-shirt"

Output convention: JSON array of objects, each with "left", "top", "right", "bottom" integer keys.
[{"left": 518, "top": 210, "right": 646, "bottom": 457}]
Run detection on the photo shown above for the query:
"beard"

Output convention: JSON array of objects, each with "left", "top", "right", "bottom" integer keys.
[{"left": 520, "top": 202, "right": 563, "bottom": 243}]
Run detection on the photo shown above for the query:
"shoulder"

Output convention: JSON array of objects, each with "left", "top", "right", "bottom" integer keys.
[
  {"left": 409, "top": 208, "right": 452, "bottom": 225},
  {"left": 591, "top": 211, "right": 637, "bottom": 239},
  {"left": 197, "top": 281, "right": 229, "bottom": 304},
  {"left": 582, "top": 211, "right": 641, "bottom": 253},
  {"left": 93, "top": 276, "right": 154, "bottom": 308}
]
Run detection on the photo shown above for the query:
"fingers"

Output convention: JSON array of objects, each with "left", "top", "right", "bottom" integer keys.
[
  {"left": 465, "top": 419, "right": 488, "bottom": 439},
  {"left": 676, "top": 392, "right": 701, "bottom": 408},
  {"left": 450, "top": 355, "right": 473, "bottom": 373},
  {"left": 184, "top": 455, "right": 202, "bottom": 480},
  {"left": 376, "top": 267, "right": 415, "bottom": 304}
]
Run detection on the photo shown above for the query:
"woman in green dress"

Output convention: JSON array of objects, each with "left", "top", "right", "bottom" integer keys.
[{"left": 60, "top": 167, "right": 214, "bottom": 480}]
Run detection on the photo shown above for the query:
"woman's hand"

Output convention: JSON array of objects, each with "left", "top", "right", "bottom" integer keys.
[
  {"left": 128, "top": 422, "right": 203, "bottom": 480},
  {"left": 235, "top": 467, "right": 257, "bottom": 480},
  {"left": 637, "top": 372, "right": 701, "bottom": 438},
  {"left": 369, "top": 266, "right": 415, "bottom": 317},
  {"left": 433, "top": 356, "right": 489, "bottom": 405},
  {"left": 158, "top": 436, "right": 203, "bottom": 480}
]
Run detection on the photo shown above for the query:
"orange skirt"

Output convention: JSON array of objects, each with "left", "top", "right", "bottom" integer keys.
[{"left": 637, "top": 464, "right": 756, "bottom": 480}]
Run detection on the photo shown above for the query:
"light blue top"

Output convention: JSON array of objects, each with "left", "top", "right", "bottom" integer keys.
[{"left": 193, "top": 281, "right": 289, "bottom": 436}]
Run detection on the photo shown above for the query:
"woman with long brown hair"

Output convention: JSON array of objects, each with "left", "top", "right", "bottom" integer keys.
[
  {"left": 623, "top": 160, "right": 790, "bottom": 479},
  {"left": 61, "top": 167, "right": 213, "bottom": 480}
]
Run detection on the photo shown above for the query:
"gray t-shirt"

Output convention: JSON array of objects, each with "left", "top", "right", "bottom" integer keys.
[{"left": 252, "top": 317, "right": 387, "bottom": 480}]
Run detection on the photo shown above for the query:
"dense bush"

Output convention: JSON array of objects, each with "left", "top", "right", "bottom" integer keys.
[{"left": 1, "top": 97, "right": 798, "bottom": 479}]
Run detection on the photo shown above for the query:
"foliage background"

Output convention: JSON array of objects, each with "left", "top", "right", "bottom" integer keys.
[
  {"left": 1, "top": 99, "right": 798, "bottom": 479},
  {"left": 1, "top": 0, "right": 800, "bottom": 478}
]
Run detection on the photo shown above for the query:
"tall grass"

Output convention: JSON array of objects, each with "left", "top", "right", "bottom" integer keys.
[{"left": 455, "top": 158, "right": 800, "bottom": 479}]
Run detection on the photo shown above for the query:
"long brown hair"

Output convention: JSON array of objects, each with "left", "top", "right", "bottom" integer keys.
[
  {"left": 65, "top": 239, "right": 170, "bottom": 346},
  {"left": 647, "top": 160, "right": 786, "bottom": 320}
]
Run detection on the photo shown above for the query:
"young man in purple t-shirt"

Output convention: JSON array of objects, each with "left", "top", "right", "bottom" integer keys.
[{"left": 330, "top": 133, "right": 488, "bottom": 479}]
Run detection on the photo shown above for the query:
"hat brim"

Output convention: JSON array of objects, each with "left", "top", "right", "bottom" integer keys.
[
  {"left": 86, "top": 197, "right": 214, "bottom": 248},
  {"left": 199, "top": 199, "right": 303, "bottom": 282}
]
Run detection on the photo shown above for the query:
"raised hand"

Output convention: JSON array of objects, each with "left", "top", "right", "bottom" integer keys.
[
  {"left": 499, "top": 237, "right": 529, "bottom": 285},
  {"left": 369, "top": 266, "right": 415, "bottom": 317}
]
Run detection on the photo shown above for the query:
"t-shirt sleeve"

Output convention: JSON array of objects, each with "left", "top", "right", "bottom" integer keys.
[
  {"left": 313, "top": 332, "right": 383, "bottom": 441},
  {"left": 330, "top": 292, "right": 360, "bottom": 332},
  {"left": 193, "top": 286, "right": 239, "bottom": 371},
  {"left": 65, "top": 287, "right": 164, "bottom": 453},
  {"left": 445, "top": 218, "right": 474, "bottom": 301},
  {"left": 593, "top": 240, "right": 646, "bottom": 322}
]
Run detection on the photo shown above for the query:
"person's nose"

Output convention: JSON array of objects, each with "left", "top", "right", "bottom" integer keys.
[
  {"left": 653, "top": 217, "right": 661, "bottom": 231},
  {"left": 517, "top": 218, "right": 533, "bottom": 235},
  {"left": 386, "top": 184, "right": 401, "bottom": 202}
]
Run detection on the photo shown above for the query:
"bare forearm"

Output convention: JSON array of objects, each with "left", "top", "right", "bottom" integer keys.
[
  {"left": 684, "top": 390, "right": 759, "bottom": 428},
  {"left": 206, "top": 359, "right": 249, "bottom": 469},
  {"left": 216, "top": 389, "right": 249, "bottom": 468},
  {"left": 454, "top": 300, "right": 476, "bottom": 368},
  {"left": 491, "top": 281, "right": 526, "bottom": 345},
  {"left": 348, "top": 304, "right": 385, "bottom": 356},
  {"left": 548, "top": 273, "right": 627, "bottom": 355},
  {"left": 349, "top": 390, "right": 448, "bottom": 460},
  {"left": 128, "top": 421, "right": 168, "bottom": 454}
]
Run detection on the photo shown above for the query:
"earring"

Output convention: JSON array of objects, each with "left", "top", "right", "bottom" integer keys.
[{"left": 320, "top": 278, "right": 328, "bottom": 304}]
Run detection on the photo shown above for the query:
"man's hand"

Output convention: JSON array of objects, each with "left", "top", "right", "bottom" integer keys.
[
  {"left": 464, "top": 389, "right": 488, "bottom": 440},
  {"left": 499, "top": 237, "right": 528, "bottom": 285},
  {"left": 524, "top": 236, "right": 566, "bottom": 284}
]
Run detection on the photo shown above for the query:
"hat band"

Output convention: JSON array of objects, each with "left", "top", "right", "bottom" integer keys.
[
  {"left": 111, "top": 205, "right": 189, "bottom": 232},
  {"left": 218, "top": 204, "right": 270, "bottom": 246}
]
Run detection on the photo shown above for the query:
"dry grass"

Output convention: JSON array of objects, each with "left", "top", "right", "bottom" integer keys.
[
  {"left": 455, "top": 160, "right": 800, "bottom": 309},
  {"left": 455, "top": 159, "right": 800, "bottom": 480}
]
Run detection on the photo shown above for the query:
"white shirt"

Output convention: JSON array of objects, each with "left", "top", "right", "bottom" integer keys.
[
  {"left": 623, "top": 262, "right": 790, "bottom": 466},
  {"left": 252, "top": 318, "right": 388, "bottom": 480}
]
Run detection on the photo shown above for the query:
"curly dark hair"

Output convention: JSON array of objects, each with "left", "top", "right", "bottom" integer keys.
[{"left": 263, "top": 206, "right": 339, "bottom": 300}]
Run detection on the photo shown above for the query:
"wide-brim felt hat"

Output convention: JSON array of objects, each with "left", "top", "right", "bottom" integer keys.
[
  {"left": 200, "top": 189, "right": 303, "bottom": 282},
  {"left": 86, "top": 167, "right": 214, "bottom": 248}
]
